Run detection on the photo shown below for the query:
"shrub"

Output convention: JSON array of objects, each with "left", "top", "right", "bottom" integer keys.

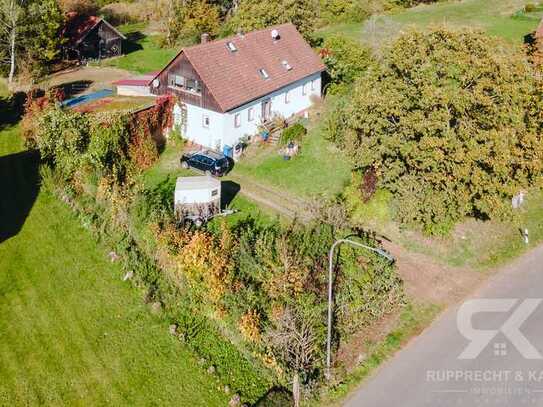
[
  {"left": 344, "top": 175, "right": 392, "bottom": 227},
  {"left": 319, "top": 0, "right": 371, "bottom": 23},
  {"left": 319, "top": 35, "right": 374, "bottom": 94},
  {"left": 525, "top": 3, "right": 537, "bottom": 12},
  {"left": 331, "top": 28, "right": 543, "bottom": 234},
  {"left": 34, "top": 106, "right": 91, "bottom": 179},
  {"left": 279, "top": 122, "right": 307, "bottom": 145}
]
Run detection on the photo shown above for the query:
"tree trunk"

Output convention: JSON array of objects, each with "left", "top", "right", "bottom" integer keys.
[
  {"left": 292, "top": 372, "right": 300, "bottom": 407},
  {"left": 8, "top": 26, "right": 15, "bottom": 84}
]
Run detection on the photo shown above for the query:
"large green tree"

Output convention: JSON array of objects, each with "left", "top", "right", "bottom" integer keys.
[
  {"left": 163, "top": 0, "right": 221, "bottom": 46},
  {"left": 320, "top": 34, "right": 374, "bottom": 94},
  {"left": 26, "top": 0, "right": 64, "bottom": 67},
  {"left": 331, "top": 29, "right": 543, "bottom": 234}
]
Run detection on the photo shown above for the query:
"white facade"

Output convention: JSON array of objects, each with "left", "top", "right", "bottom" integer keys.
[
  {"left": 116, "top": 85, "right": 153, "bottom": 97},
  {"left": 173, "top": 72, "right": 322, "bottom": 150}
]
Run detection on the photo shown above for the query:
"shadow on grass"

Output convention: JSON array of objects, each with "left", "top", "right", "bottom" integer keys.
[
  {"left": 0, "top": 91, "right": 26, "bottom": 130},
  {"left": 221, "top": 180, "right": 240, "bottom": 209},
  {"left": 123, "top": 31, "right": 145, "bottom": 55},
  {"left": 53, "top": 80, "right": 94, "bottom": 98},
  {"left": 0, "top": 150, "right": 40, "bottom": 243},
  {"left": 254, "top": 387, "right": 293, "bottom": 406}
]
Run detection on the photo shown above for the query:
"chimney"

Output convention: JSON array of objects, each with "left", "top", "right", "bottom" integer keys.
[{"left": 201, "top": 33, "right": 210, "bottom": 43}]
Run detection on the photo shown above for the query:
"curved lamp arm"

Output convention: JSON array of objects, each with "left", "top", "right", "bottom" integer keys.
[{"left": 325, "top": 239, "right": 394, "bottom": 380}]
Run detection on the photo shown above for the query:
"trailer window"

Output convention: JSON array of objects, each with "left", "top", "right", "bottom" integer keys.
[{"left": 211, "top": 189, "right": 218, "bottom": 197}]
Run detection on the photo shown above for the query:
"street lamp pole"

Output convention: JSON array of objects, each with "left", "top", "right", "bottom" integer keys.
[{"left": 325, "top": 238, "right": 394, "bottom": 380}]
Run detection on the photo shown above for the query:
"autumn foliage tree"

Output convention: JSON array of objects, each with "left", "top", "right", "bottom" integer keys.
[
  {"left": 226, "top": 0, "right": 318, "bottom": 38},
  {"left": 331, "top": 28, "right": 543, "bottom": 234}
]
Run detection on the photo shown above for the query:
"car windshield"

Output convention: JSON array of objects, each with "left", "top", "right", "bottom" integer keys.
[{"left": 216, "top": 158, "right": 228, "bottom": 167}]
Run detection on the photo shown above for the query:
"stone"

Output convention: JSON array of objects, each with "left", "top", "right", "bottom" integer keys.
[
  {"left": 198, "top": 358, "right": 206, "bottom": 365},
  {"left": 150, "top": 302, "right": 162, "bottom": 314},
  {"left": 207, "top": 365, "right": 216, "bottom": 374},
  {"left": 223, "top": 385, "right": 230, "bottom": 394},
  {"left": 169, "top": 324, "right": 178, "bottom": 335},
  {"left": 123, "top": 270, "right": 134, "bottom": 281},
  {"left": 229, "top": 394, "right": 241, "bottom": 407}
]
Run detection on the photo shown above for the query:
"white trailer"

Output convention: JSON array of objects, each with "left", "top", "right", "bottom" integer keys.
[{"left": 174, "top": 176, "right": 221, "bottom": 226}]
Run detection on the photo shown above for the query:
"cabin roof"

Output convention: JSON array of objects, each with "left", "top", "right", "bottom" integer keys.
[{"left": 63, "top": 12, "right": 126, "bottom": 46}]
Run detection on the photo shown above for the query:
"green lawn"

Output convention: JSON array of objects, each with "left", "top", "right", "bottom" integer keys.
[
  {"left": 397, "top": 189, "right": 543, "bottom": 269},
  {"left": 0, "top": 126, "right": 226, "bottom": 405},
  {"left": 102, "top": 23, "right": 178, "bottom": 74},
  {"left": 232, "top": 117, "right": 351, "bottom": 199},
  {"left": 318, "top": 0, "right": 541, "bottom": 44},
  {"left": 141, "top": 137, "right": 277, "bottom": 225}
]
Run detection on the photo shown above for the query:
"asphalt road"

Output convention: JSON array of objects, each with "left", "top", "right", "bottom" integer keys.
[{"left": 345, "top": 244, "right": 543, "bottom": 407}]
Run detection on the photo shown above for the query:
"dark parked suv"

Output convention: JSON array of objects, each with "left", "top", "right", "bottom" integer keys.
[{"left": 180, "top": 150, "right": 230, "bottom": 177}]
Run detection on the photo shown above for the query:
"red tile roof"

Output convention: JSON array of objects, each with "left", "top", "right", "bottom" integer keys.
[
  {"left": 113, "top": 72, "right": 160, "bottom": 87},
  {"left": 155, "top": 23, "right": 325, "bottom": 112}
]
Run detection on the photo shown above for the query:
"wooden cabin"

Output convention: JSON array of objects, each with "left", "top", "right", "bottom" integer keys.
[{"left": 62, "top": 13, "right": 126, "bottom": 61}]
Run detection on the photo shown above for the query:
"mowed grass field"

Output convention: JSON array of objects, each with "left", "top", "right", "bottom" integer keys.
[
  {"left": 232, "top": 126, "right": 351, "bottom": 198},
  {"left": 0, "top": 124, "right": 226, "bottom": 405},
  {"left": 231, "top": 100, "right": 351, "bottom": 199},
  {"left": 319, "top": 0, "right": 542, "bottom": 44}
]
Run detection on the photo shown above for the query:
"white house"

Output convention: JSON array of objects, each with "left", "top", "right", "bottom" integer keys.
[{"left": 150, "top": 23, "right": 325, "bottom": 151}]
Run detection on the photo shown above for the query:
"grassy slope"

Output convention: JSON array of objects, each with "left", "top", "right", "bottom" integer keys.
[
  {"left": 318, "top": 0, "right": 541, "bottom": 44},
  {"left": 0, "top": 126, "right": 226, "bottom": 405},
  {"left": 102, "top": 23, "right": 178, "bottom": 74}
]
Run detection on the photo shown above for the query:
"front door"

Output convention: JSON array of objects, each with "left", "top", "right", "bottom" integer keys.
[{"left": 261, "top": 99, "right": 271, "bottom": 121}]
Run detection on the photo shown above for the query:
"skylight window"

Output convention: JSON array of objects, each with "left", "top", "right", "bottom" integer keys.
[
  {"left": 258, "top": 68, "right": 269, "bottom": 79},
  {"left": 226, "top": 42, "right": 237, "bottom": 52},
  {"left": 282, "top": 60, "right": 292, "bottom": 71}
]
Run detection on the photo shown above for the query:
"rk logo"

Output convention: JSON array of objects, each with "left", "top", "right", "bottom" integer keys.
[{"left": 457, "top": 299, "right": 543, "bottom": 360}]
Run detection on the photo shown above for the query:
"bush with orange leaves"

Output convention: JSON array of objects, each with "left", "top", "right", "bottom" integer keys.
[
  {"left": 175, "top": 224, "right": 235, "bottom": 305},
  {"left": 239, "top": 309, "right": 262, "bottom": 343}
]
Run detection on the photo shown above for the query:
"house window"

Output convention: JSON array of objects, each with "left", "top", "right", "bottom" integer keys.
[
  {"left": 203, "top": 114, "right": 210, "bottom": 128},
  {"left": 186, "top": 78, "right": 202, "bottom": 94},
  {"left": 311, "top": 79, "right": 317, "bottom": 91},
  {"left": 234, "top": 113, "right": 241, "bottom": 127},
  {"left": 248, "top": 107, "right": 254, "bottom": 122},
  {"left": 258, "top": 69, "right": 269, "bottom": 80},
  {"left": 282, "top": 60, "right": 292, "bottom": 71},
  {"left": 169, "top": 74, "right": 184, "bottom": 88},
  {"left": 168, "top": 74, "right": 201, "bottom": 94},
  {"left": 285, "top": 90, "right": 291, "bottom": 104},
  {"left": 302, "top": 82, "right": 308, "bottom": 95}
]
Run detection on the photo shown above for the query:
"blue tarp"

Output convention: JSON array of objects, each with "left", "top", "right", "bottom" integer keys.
[{"left": 61, "top": 89, "right": 113, "bottom": 108}]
